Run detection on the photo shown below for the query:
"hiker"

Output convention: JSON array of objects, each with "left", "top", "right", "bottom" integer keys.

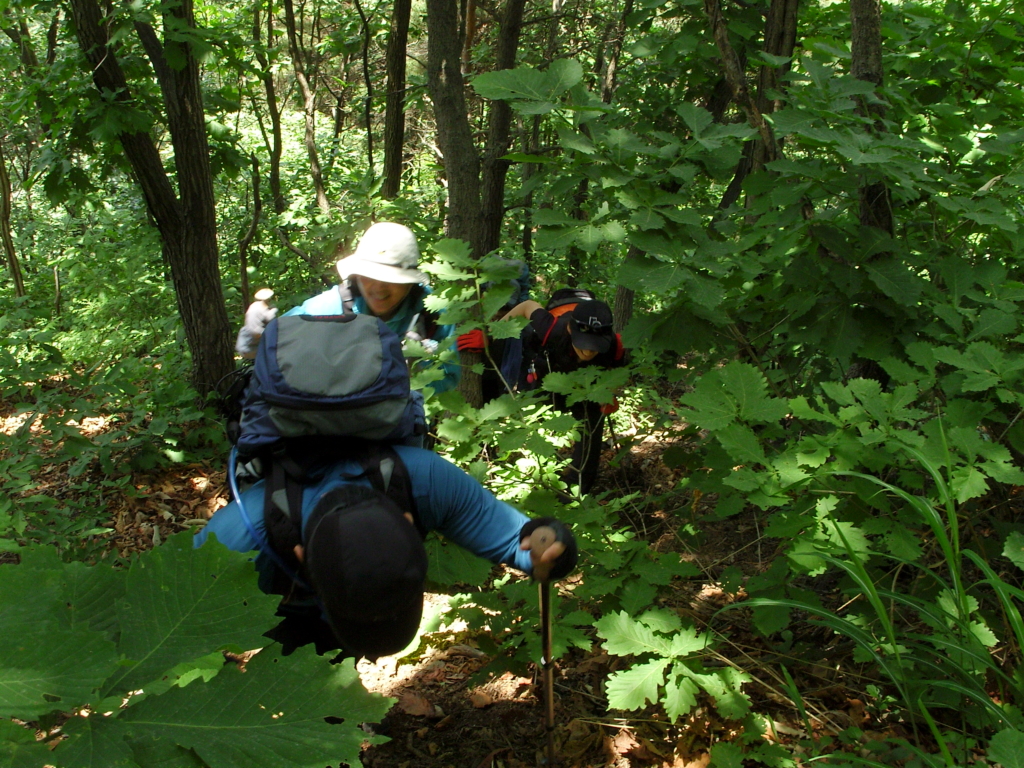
[
  {"left": 213, "top": 311, "right": 577, "bottom": 659},
  {"left": 458, "top": 294, "right": 626, "bottom": 494},
  {"left": 195, "top": 447, "right": 578, "bottom": 659},
  {"left": 284, "top": 222, "right": 460, "bottom": 394},
  {"left": 234, "top": 288, "right": 277, "bottom": 359}
]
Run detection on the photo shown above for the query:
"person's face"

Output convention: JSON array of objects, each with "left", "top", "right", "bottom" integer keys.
[
  {"left": 572, "top": 343, "right": 599, "bottom": 362},
  {"left": 355, "top": 276, "right": 413, "bottom": 320},
  {"left": 568, "top": 324, "right": 600, "bottom": 362}
]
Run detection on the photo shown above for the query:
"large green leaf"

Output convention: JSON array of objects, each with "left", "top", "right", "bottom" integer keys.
[
  {"left": 604, "top": 659, "right": 668, "bottom": 711},
  {"left": 425, "top": 536, "right": 493, "bottom": 587},
  {"left": 662, "top": 674, "right": 700, "bottom": 722},
  {"left": 0, "top": 625, "right": 118, "bottom": 719},
  {"left": 106, "top": 533, "right": 280, "bottom": 695},
  {"left": 0, "top": 558, "right": 119, "bottom": 718},
  {"left": 471, "top": 59, "right": 582, "bottom": 107},
  {"left": 596, "top": 610, "right": 669, "bottom": 656},
  {"left": 718, "top": 362, "right": 789, "bottom": 423},
  {"left": 1004, "top": 531, "right": 1024, "bottom": 571},
  {"left": 0, "top": 718, "right": 58, "bottom": 768},
  {"left": 60, "top": 647, "right": 391, "bottom": 768},
  {"left": 989, "top": 728, "right": 1024, "bottom": 768}
]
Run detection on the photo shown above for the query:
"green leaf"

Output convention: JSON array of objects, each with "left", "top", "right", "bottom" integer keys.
[
  {"left": 604, "top": 658, "right": 668, "bottom": 711},
  {"left": 0, "top": 719, "right": 53, "bottom": 767},
  {"left": 1003, "top": 531, "right": 1024, "bottom": 571},
  {"left": 677, "top": 102, "right": 713, "bottom": 137},
  {"left": 556, "top": 127, "right": 596, "bottom": 155},
  {"left": 989, "top": 729, "right": 1024, "bottom": 768},
  {"left": 0, "top": 557, "right": 119, "bottom": 718},
  {"left": 951, "top": 465, "right": 989, "bottom": 503},
  {"left": 619, "top": 580, "right": 658, "bottom": 615},
  {"left": 716, "top": 423, "right": 766, "bottom": 465},
  {"left": 865, "top": 257, "right": 922, "bottom": 305},
  {"left": 108, "top": 533, "right": 281, "bottom": 695},
  {"left": 968, "top": 308, "right": 1017, "bottom": 342},
  {"left": 0, "top": 625, "right": 118, "bottom": 718},
  {"left": 710, "top": 741, "right": 745, "bottom": 768},
  {"left": 426, "top": 536, "right": 493, "bottom": 587},
  {"left": 596, "top": 610, "right": 673, "bottom": 657},
  {"left": 64, "top": 648, "right": 392, "bottom": 768},
  {"left": 719, "top": 362, "right": 789, "bottom": 423},
  {"left": 663, "top": 673, "right": 700, "bottom": 722},
  {"left": 615, "top": 252, "right": 691, "bottom": 294},
  {"left": 471, "top": 59, "right": 582, "bottom": 105}
]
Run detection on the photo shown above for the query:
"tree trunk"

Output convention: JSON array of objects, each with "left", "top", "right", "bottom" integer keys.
[
  {"left": 238, "top": 155, "right": 263, "bottom": 309},
  {"left": 69, "top": 0, "right": 234, "bottom": 397},
  {"left": 0, "top": 140, "right": 26, "bottom": 298},
  {"left": 426, "top": 0, "right": 482, "bottom": 250},
  {"left": 353, "top": 0, "right": 374, "bottom": 178},
  {"left": 427, "top": 0, "right": 486, "bottom": 406},
  {"left": 253, "top": 0, "right": 285, "bottom": 213},
  {"left": 851, "top": 0, "right": 892, "bottom": 236},
  {"left": 382, "top": 0, "right": 411, "bottom": 199},
  {"left": 479, "top": 0, "right": 527, "bottom": 255},
  {"left": 283, "top": 0, "right": 330, "bottom": 216},
  {"left": 613, "top": 282, "right": 634, "bottom": 334},
  {"left": 703, "top": 0, "right": 780, "bottom": 166}
]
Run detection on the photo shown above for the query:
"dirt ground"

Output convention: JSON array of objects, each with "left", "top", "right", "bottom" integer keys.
[{"left": 1, "top": 405, "right": 873, "bottom": 768}]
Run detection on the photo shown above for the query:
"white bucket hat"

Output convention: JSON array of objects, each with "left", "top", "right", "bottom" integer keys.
[{"left": 336, "top": 222, "right": 429, "bottom": 285}]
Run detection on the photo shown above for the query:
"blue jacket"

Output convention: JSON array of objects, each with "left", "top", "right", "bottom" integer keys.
[
  {"left": 286, "top": 285, "right": 460, "bottom": 394},
  {"left": 195, "top": 447, "right": 534, "bottom": 587}
]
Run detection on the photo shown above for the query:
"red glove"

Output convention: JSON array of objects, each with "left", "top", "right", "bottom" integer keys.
[
  {"left": 600, "top": 397, "right": 619, "bottom": 415},
  {"left": 457, "top": 329, "right": 487, "bottom": 352}
]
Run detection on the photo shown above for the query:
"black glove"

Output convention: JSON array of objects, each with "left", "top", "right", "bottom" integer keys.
[{"left": 520, "top": 517, "right": 578, "bottom": 581}]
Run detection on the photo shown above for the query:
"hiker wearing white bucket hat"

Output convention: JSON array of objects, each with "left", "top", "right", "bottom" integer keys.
[{"left": 282, "top": 222, "right": 460, "bottom": 395}]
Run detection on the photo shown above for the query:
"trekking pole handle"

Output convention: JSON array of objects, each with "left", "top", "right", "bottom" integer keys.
[{"left": 530, "top": 525, "right": 557, "bottom": 583}]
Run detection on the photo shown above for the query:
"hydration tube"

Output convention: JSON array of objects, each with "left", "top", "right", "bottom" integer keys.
[{"left": 228, "top": 446, "right": 311, "bottom": 590}]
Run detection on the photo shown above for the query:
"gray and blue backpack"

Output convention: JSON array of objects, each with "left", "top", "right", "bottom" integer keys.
[
  {"left": 236, "top": 313, "right": 426, "bottom": 459},
  {"left": 229, "top": 313, "right": 426, "bottom": 592}
]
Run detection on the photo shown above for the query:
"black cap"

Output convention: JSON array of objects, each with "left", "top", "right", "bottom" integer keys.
[
  {"left": 569, "top": 300, "right": 614, "bottom": 353},
  {"left": 303, "top": 485, "right": 427, "bottom": 658}
]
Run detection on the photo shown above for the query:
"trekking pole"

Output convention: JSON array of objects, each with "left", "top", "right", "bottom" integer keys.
[{"left": 529, "top": 526, "right": 558, "bottom": 766}]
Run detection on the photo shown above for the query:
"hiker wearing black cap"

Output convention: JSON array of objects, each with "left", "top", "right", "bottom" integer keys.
[
  {"left": 458, "top": 296, "right": 626, "bottom": 494},
  {"left": 195, "top": 446, "right": 578, "bottom": 659}
]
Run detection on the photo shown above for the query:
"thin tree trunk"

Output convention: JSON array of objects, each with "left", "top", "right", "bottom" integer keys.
[
  {"left": 703, "top": 0, "right": 779, "bottom": 165},
  {"left": 851, "top": 0, "right": 892, "bottom": 236},
  {"left": 253, "top": 0, "right": 285, "bottom": 213},
  {"left": 480, "top": 0, "right": 527, "bottom": 255},
  {"left": 283, "top": 0, "right": 330, "bottom": 216},
  {"left": 238, "top": 155, "right": 263, "bottom": 309},
  {"left": 353, "top": 0, "right": 374, "bottom": 178},
  {"left": 0, "top": 140, "right": 26, "bottom": 298},
  {"left": 382, "top": 0, "right": 411, "bottom": 199},
  {"left": 600, "top": 0, "right": 633, "bottom": 103}
]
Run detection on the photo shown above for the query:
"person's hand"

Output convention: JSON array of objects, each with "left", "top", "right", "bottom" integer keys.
[
  {"left": 456, "top": 329, "right": 487, "bottom": 352},
  {"left": 519, "top": 518, "right": 578, "bottom": 581},
  {"left": 599, "top": 397, "right": 619, "bottom": 415},
  {"left": 521, "top": 532, "right": 566, "bottom": 579}
]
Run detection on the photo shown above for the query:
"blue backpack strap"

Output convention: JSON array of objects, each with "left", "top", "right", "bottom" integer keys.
[{"left": 258, "top": 441, "right": 423, "bottom": 595}]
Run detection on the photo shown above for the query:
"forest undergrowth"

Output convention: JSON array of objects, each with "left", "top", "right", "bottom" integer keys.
[{"left": 3, "top": 375, "right": 1011, "bottom": 768}]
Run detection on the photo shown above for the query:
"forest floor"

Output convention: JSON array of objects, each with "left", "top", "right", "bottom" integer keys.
[{"left": 1, "top": 405, "right": 887, "bottom": 768}]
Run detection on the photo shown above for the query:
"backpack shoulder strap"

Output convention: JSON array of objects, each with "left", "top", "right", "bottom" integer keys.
[
  {"left": 338, "top": 282, "right": 356, "bottom": 314},
  {"left": 541, "top": 313, "right": 563, "bottom": 347},
  {"left": 261, "top": 451, "right": 308, "bottom": 594},
  {"left": 357, "top": 444, "right": 425, "bottom": 538}
]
